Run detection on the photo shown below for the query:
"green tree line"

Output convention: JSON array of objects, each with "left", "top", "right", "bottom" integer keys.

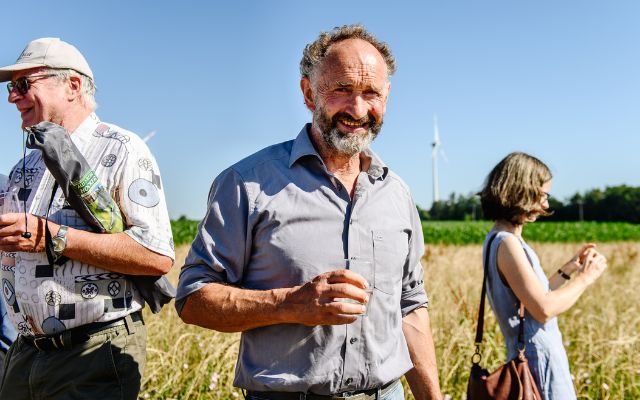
[{"left": 419, "top": 185, "right": 640, "bottom": 223}]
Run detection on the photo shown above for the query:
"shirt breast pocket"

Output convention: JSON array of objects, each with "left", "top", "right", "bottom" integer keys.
[{"left": 371, "top": 229, "right": 408, "bottom": 295}]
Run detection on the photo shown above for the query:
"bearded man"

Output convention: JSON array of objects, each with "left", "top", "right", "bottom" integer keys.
[{"left": 176, "top": 25, "right": 442, "bottom": 400}]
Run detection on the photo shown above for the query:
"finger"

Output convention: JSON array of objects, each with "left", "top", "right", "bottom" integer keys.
[
  {"left": 582, "top": 251, "right": 598, "bottom": 264},
  {"left": 307, "top": 311, "right": 358, "bottom": 326},
  {"left": 0, "top": 223, "right": 22, "bottom": 238},
  {"left": 0, "top": 236, "right": 21, "bottom": 252},
  {"left": 0, "top": 213, "right": 20, "bottom": 227},
  {"left": 324, "top": 269, "right": 369, "bottom": 289},
  {"left": 594, "top": 254, "right": 607, "bottom": 266},
  {"left": 324, "top": 300, "right": 367, "bottom": 316},
  {"left": 322, "top": 283, "right": 369, "bottom": 303}
]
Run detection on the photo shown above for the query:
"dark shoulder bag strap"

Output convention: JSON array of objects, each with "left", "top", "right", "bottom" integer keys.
[{"left": 472, "top": 232, "right": 499, "bottom": 361}]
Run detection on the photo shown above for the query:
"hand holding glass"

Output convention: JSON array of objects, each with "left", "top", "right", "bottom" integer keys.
[{"left": 333, "top": 259, "right": 374, "bottom": 316}]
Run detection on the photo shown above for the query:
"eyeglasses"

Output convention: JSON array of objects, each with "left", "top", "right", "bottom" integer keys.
[{"left": 7, "top": 74, "right": 56, "bottom": 95}]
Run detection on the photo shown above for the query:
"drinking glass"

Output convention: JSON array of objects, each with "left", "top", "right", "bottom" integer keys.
[
  {"left": 334, "top": 258, "right": 374, "bottom": 316},
  {"left": 0, "top": 186, "right": 22, "bottom": 215}
]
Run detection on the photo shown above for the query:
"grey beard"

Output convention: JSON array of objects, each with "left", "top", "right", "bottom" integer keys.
[{"left": 322, "top": 127, "right": 375, "bottom": 156}]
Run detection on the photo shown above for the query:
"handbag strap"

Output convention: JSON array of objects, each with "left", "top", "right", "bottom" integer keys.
[{"left": 473, "top": 231, "right": 528, "bottom": 364}]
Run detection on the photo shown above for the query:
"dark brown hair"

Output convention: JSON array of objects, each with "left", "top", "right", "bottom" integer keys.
[{"left": 479, "top": 152, "right": 552, "bottom": 224}]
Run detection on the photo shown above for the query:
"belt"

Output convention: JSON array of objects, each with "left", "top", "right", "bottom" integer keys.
[
  {"left": 246, "top": 379, "right": 399, "bottom": 400},
  {"left": 22, "top": 311, "right": 143, "bottom": 352}
]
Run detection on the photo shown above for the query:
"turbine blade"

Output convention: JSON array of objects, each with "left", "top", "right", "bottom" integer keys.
[
  {"left": 142, "top": 130, "right": 158, "bottom": 142},
  {"left": 440, "top": 149, "right": 448, "bottom": 163}
]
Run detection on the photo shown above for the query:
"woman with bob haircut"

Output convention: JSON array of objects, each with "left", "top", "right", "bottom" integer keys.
[{"left": 478, "top": 152, "right": 608, "bottom": 399}]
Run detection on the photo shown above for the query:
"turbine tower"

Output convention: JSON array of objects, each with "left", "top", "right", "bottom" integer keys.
[{"left": 431, "top": 115, "right": 441, "bottom": 203}]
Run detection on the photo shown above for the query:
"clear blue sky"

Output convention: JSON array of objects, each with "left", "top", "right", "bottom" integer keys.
[{"left": 1, "top": 1, "right": 638, "bottom": 219}]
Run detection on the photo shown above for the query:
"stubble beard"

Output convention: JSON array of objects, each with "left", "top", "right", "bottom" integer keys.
[{"left": 314, "top": 104, "right": 383, "bottom": 157}]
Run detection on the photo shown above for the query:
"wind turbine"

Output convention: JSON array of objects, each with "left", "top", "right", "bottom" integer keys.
[{"left": 431, "top": 115, "right": 447, "bottom": 203}]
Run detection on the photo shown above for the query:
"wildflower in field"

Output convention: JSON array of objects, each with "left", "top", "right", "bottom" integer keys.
[
  {"left": 209, "top": 372, "right": 220, "bottom": 390},
  {"left": 183, "top": 363, "right": 189, "bottom": 369},
  {"left": 602, "top": 383, "right": 609, "bottom": 391}
]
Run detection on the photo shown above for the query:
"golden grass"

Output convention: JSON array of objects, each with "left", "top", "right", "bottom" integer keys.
[{"left": 140, "top": 242, "right": 640, "bottom": 399}]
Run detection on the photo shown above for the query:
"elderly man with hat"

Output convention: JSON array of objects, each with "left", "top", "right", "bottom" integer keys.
[{"left": 0, "top": 38, "right": 175, "bottom": 399}]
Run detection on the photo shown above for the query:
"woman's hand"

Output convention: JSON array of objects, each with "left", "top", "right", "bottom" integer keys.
[
  {"left": 576, "top": 250, "right": 608, "bottom": 286},
  {"left": 563, "top": 243, "right": 597, "bottom": 275}
]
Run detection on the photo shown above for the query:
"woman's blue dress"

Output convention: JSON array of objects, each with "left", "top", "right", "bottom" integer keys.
[{"left": 483, "top": 231, "right": 577, "bottom": 400}]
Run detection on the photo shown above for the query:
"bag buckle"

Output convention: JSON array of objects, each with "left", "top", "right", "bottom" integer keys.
[
  {"left": 471, "top": 344, "right": 482, "bottom": 365},
  {"left": 32, "top": 336, "right": 59, "bottom": 351}
]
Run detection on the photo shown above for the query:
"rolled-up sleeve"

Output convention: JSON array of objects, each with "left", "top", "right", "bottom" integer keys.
[
  {"left": 400, "top": 198, "right": 429, "bottom": 317},
  {"left": 175, "top": 168, "right": 251, "bottom": 314}
]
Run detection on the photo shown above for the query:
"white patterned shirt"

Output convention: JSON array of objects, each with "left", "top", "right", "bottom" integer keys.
[{"left": 0, "top": 113, "right": 174, "bottom": 337}]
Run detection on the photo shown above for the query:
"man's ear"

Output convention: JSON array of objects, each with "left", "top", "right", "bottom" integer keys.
[
  {"left": 67, "top": 75, "right": 82, "bottom": 101},
  {"left": 300, "top": 77, "right": 315, "bottom": 111}
]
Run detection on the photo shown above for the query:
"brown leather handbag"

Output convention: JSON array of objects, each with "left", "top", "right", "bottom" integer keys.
[{"left": 467, "top": 233, "right": 543, "bottom": 400}]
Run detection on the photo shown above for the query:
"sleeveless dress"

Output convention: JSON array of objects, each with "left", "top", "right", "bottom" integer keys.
[{"left": 483, "top": 231, "right": 576, "bottom": 400}]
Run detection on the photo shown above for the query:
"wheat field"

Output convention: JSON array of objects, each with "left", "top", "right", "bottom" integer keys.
[{"left": 140, "top": 242, "right": 640, "bottom": 399}]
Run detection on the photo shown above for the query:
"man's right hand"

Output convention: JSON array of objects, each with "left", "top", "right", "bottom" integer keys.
[{"left": 282, "top": 269, "right": 370, "bottom": 326}]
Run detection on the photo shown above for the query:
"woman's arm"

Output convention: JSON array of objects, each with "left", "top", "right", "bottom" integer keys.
[{"left": 497, "top": 235, "right": 607, "bottom": 323}]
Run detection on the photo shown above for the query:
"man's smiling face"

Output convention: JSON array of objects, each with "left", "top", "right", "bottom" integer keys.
[
  {"left": 309, "top": 38, "right": 390, "bottom": 156},
  {"left": 8, "top": 68, "right": 67, "bottom": 129}
]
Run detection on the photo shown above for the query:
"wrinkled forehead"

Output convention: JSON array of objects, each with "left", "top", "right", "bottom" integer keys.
[{"left": 316, "top": 39, "right": 388, "bottom": 80}]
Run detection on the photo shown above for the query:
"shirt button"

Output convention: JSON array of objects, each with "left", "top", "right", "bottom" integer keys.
[
  {"left": 345, "top": 378, "right": 353, "bottom": 385},
  {"left": 350, "top": 338, "right": 358, "bottom": 344}
]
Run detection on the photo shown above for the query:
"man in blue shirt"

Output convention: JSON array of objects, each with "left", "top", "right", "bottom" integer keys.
[{"left": 177, "top": 25, "right": 442, "bottom": 400}]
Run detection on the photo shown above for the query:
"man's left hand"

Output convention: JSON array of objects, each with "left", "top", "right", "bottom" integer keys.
[{"left": 0, "top": 212, "right": 47, "bottom": 252}]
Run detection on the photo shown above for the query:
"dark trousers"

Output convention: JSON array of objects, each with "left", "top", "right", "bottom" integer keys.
[{"left": 0, "top": 313, "right": 146, "bottom": 400}]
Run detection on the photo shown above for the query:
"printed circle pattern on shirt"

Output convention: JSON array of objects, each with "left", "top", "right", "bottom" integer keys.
[{"left": 0, "top": 113, "right": 174, "bottom": 336}]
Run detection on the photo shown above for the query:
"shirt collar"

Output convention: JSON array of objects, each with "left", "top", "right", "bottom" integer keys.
[
  {"left": 70, "top": 112, "right": 100, "bottom": 137},
  {"left": 289, "top": 124, "right": 389, "bottom": 180},
  {"left": 288, "top": 123, "right": 321, "bottom": 168},
  {"left": 362, "top": 148, "right": 388, "bottom": 180},
  {"left": 68, "top": 113, "right": 100, "bottom": 150}
]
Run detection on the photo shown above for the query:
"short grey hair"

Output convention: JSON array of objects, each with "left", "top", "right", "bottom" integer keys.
[
  {"left": 48, "top": 68, "right": 97, "bottom": 110},
  {"left": 300, "top": 24, "right": 396, "bottom": 81}
]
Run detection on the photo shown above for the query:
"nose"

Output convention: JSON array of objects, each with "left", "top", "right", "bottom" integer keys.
[
  {"left": 8, "top": 86, "right": 21, "bottom": 103},
  {"left": 344, "top": 94, "right": 368, "bottom": 120}
]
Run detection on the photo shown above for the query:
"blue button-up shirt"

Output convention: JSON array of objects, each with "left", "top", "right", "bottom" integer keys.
[{"left": 176, "top": 124, "right": 428, "bottom": 394}]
